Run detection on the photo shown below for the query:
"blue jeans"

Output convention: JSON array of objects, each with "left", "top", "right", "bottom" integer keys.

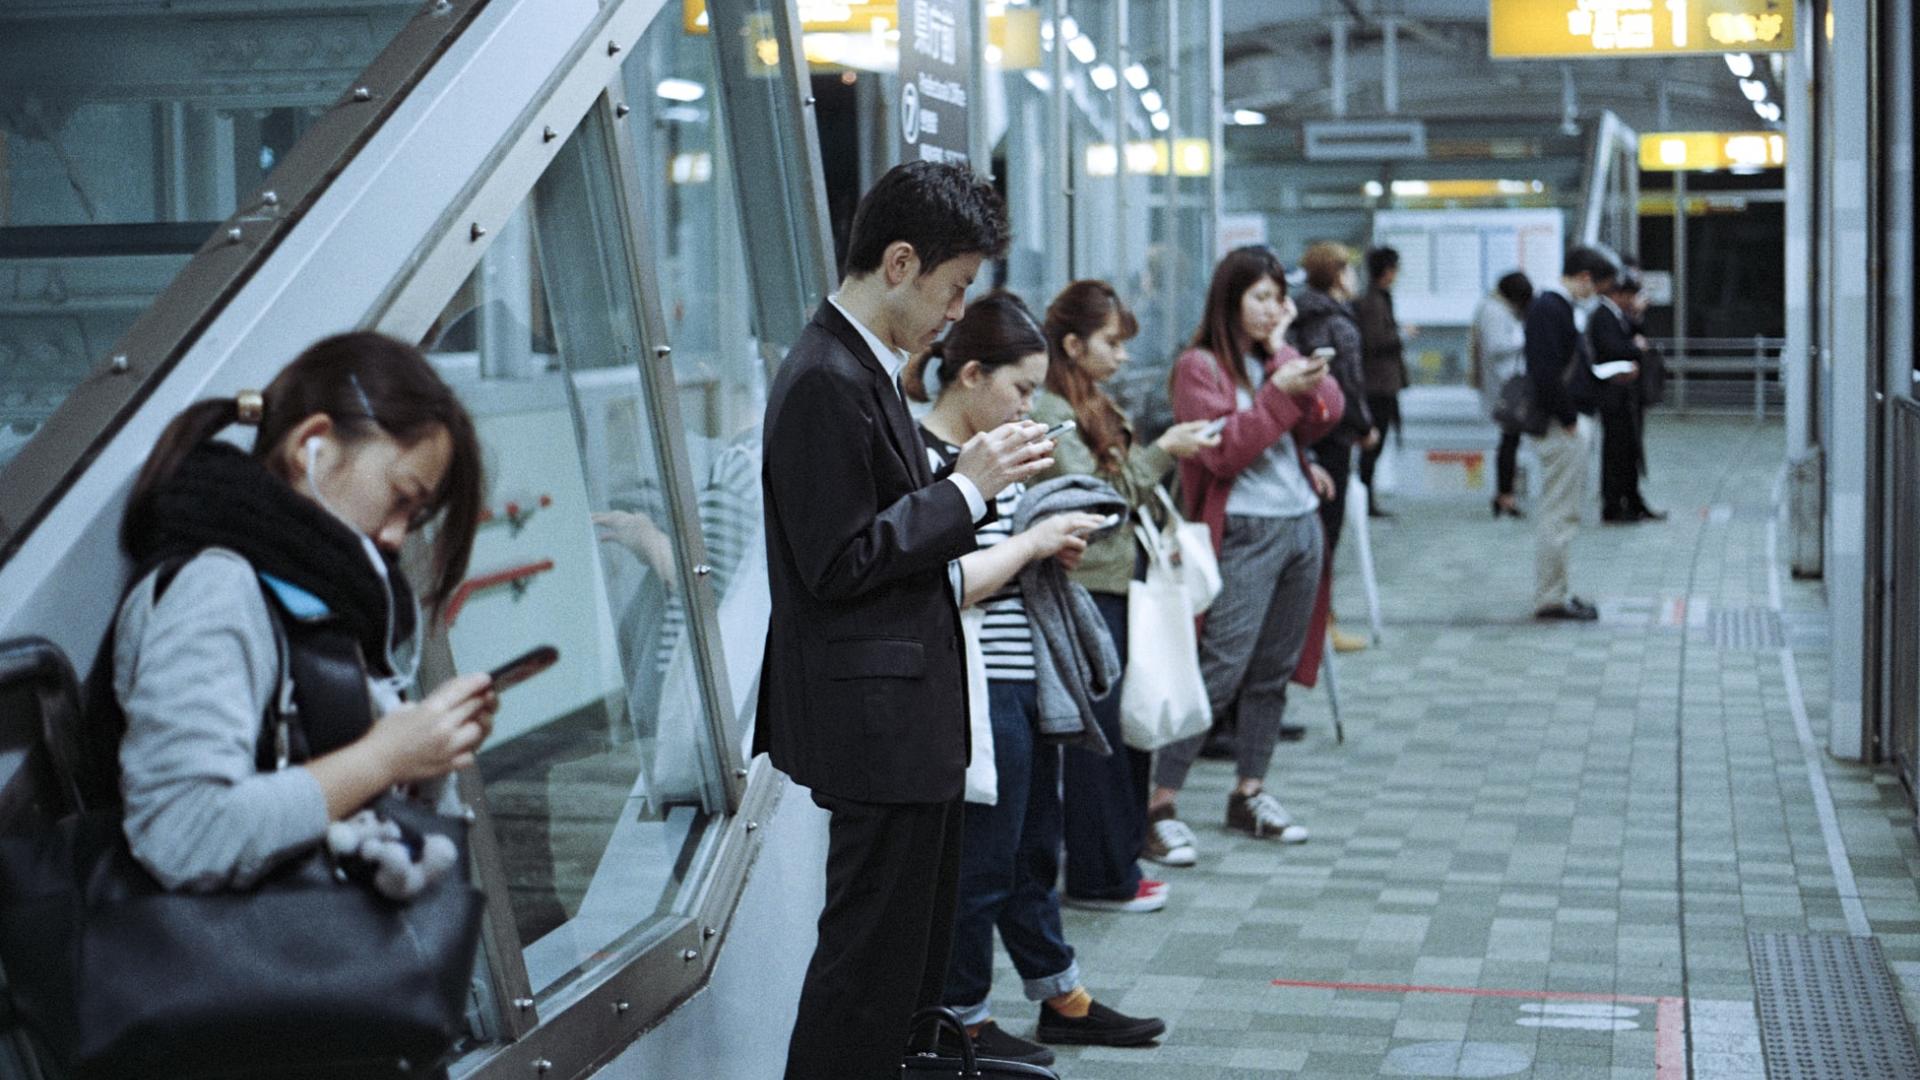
[
  {"left": 942, "top": 680, "right": 1080, "bottom": 1025},
  {"left": 1062, "top": 591, "right": 1149, "bottom": 900}
]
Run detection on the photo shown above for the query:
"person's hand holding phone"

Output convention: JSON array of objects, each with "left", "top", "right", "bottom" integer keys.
[
  {"left": 367, "top": 672, "right": 496, "bottom": 784},
  {"left": 953, "top": 420, "right": 1052, "bottom": 500},
  {"left": 1018, "top": 511, "right": 1107, "bottom": 571},
  {"left": 1155, "top": 418, "right": 1223, "bottom": 459},
  {"left": 1272, "top": 353, "right": 1329, "bottom": 396}
]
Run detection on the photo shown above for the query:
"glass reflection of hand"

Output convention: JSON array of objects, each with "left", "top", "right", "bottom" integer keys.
[{"left": 594, "top": 510, "right": 677, "bottom": 584}]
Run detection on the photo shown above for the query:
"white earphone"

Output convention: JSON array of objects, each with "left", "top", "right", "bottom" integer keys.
[{"left": 304, "top": 435, "right": 322, "bottom": 475}]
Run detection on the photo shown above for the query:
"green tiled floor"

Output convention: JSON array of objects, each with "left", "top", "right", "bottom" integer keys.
[{"left": 980, "top": 416, "right": 1920, "bottom": 1079}]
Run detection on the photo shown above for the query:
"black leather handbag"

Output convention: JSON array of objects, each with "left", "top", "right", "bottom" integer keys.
[
  {"left": 0, "top": 577, "right": 484, "bottom": 1079},
  {"left": 900, "top": 1007, "right": 1061, "bottom": 1079},
  {"left": 1493, "top": 375, "right": 1549, "bottom": 437}
]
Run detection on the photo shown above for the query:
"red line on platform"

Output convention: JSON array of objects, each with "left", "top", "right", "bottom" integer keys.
[{"left": 1655, "top": 997, "right": 1687, "bottom": 1080}]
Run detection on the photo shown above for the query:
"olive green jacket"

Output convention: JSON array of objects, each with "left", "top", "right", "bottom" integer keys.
[{"left": 1031, "top": 390, "right": 1176, "bottom": 597}]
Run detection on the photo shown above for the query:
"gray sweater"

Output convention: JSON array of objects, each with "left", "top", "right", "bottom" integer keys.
[{"left": 112, "top": 549, "right": 337, "bottom": 891}]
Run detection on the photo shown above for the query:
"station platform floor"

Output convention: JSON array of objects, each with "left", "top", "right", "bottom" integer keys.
[{"left": 990, "top": 415, "right": 1920, "bottom": 1079}]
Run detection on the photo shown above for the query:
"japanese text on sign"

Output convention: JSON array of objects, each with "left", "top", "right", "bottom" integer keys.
[{"left": 1489, "top": 0, "right": 1793, "bottom": 59}]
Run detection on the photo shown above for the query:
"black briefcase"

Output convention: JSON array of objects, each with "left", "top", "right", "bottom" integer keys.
[{"left": 900, "top": 1006, "right": 1061, "bottom": 1079}]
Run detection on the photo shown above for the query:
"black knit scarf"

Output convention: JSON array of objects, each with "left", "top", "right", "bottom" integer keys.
[{"left": 126, "top": 442, "right": 417, "bottom": 673}]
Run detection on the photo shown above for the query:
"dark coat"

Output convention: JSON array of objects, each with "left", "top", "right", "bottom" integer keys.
[
  {"left": 1288, "top": 285, "right": 1372, "bottom": 445},
  {"left": 1353, "top": 287, "right": 1408, "bottom": 395},
  {"left": 753, "top": 301, "right": 981, "bottom": 804},
  {"left": 1524, "top": 290, "right": 1589, "bottom": 427}
]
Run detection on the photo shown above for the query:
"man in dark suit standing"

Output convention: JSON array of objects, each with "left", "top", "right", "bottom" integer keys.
[
  {"left": 757, "top": 161, "right": 1056, "bottom": 1080},
  {"left": 1588, "top": 268, "right": 1664, "bottom": 522}
]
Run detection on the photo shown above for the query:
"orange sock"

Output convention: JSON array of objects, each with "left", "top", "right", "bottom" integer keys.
[
  {"left": 1047, "top": 987, "right": 1092, "bottom": 1018},
  {"left": 965, "top": 1020, "right": 989, "bottom": 1037}
]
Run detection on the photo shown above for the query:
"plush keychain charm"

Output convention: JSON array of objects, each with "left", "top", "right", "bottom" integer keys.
[{"left": 326, "top": 811, "right": 458, "bottom": 900}]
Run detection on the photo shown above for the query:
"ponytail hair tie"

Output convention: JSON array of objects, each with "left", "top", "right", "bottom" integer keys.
[{"left": 234, "top": 390, "right": 265, "bottom": 426}]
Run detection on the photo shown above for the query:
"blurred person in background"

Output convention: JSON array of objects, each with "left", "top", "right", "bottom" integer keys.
[
  {"left": 1289, "top": 241, "right": 1372, "bottom": 654},
  {"left": 1472, "top": 271, "right": 1535, "bottom": 518},
  {"left": 1590, "top": 265, "right": 1665, "bottom": 523},
  {"left": 1354, "top": 246, "right": 1408, "bottom": 518},
  {"left": 1525, "top": 245, "right": 1619, "bottom": 621}
]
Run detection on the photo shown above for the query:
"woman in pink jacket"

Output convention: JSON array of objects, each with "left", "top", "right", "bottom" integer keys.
[{"left": 1145, "top": 246, "right": 1344, "bottom": 866}]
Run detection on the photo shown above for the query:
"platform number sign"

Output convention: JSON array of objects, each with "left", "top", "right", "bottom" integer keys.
[{"left": 899, "top": 0, "right": 971, "bottom": 165}]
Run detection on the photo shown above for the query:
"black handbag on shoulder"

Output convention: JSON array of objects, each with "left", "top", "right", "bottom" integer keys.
[
  {"left": 1493, "top": 375, "right": 1550, "bottom": 437},
  {"left": 0, "top": 566, "right": 484, "bottom": 1080},
  {"left": 900, "top": 1007, "right": 1061, "bottom": 1079}
]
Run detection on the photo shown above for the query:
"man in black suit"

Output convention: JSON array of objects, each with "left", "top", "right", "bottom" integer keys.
[
  {"left": 756, "top": 161, "right": 1056, "bottom": 1080},
  {"left": 1589, "top": 269, "right": 1665, "bottom": 522}
]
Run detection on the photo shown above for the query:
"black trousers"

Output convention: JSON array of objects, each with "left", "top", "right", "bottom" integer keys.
[
  {"left": 1598, "top": 387, "right": 1646, "bottom": 515},
  {"left": 785, "top": 793, "right": 964, "bottom": 1080},
  {"left": 1496, "top": 428, "right": 1521, "bottom": 498},
  {"left": 1357, "top": 392, "right": 1400, "bottom": 496},
  {"left": 1313, "top": 436, "right": 1354, "bottom": 558}
]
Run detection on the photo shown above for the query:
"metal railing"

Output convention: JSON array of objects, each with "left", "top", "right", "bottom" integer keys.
[{"left": 1644, "top": 336, "right": 1787, "bottom": 419}]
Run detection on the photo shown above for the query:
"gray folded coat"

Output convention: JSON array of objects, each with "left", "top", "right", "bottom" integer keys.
[{"left": 1011, "top": 475, "right": 1129, "bottom": 756}]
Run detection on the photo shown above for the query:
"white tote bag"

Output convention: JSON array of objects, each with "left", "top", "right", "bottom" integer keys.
[
  {"left": 1140, "top": 486, "right": 1222, "bottom": 617},
  {"left": 1119, "top": 525, "right": 1213, "bottom": 752},
  {"left": 960, "top": 606, "right": 998, "bottom": 805}
]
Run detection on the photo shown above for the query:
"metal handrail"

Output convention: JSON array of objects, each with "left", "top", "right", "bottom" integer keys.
[{"left": 1642, "top": 336, "right": 1786, "bottom": 418}]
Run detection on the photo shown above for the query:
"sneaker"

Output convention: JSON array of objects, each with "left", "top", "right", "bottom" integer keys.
[
  {"left": 1035, "top": 1000, "right": 1167, "bottom": 1047},
  {"left": 1063, "top": 879, "right": 1169, "bottom": 913},
  {"left": 935, "top": 1020, "right": 1056, "bottom": 1067},
  {"left": 1144, "top": 806, "right": 1198, "bottom": 866},
  {"left": 1226, "top": 790, "right": 1309, "bottom": 843}
]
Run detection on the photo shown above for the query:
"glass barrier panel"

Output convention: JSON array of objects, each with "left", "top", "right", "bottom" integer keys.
[
  {"left": 422, "top": 108, "right": 725, "bottom": 1000},
  {"left": 0, "top": 3, "right": 421, "bottom": 469},
  {"left": 621, "top": 1, "right": 767, "bottom": 761}
]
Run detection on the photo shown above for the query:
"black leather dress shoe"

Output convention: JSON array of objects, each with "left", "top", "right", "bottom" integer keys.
[{"left": 1276, "top": 722, "right": 1307, "bottom": 742}]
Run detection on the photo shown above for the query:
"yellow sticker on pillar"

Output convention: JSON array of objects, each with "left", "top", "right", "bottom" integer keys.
[{"left": 1488, "top": 0, "right": 1793, "bottom": 59}]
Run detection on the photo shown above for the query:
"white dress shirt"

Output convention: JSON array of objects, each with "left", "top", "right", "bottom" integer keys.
[
  {"left": 827, "top": 295, "right": 989, "bottom": 521},
  {"left": 828, "top": 295, "right": 986, "bottom": 605}
]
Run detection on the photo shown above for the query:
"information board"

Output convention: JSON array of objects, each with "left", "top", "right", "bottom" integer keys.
[
  {"left": 1489, "top": 0, "right": 1793, "bottom": 59},
  {"left": 1370, "top": 209, "right": 1564, "bottom": 326},
  {"left": 898, "top": 0, "right": 971, "bottom": 165}
]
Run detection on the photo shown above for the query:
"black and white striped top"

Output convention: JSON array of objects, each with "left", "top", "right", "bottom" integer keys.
[{"left": 922, "top": 428, "right": 1035, "bottom": 683}]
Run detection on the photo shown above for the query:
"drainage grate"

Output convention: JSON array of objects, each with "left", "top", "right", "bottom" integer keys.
[
  {"left": 1709, "top": 607, "right": 1786, "bottom": 650},
  {"left": 1749, "top": 933, "right": 1920, "bottom": 1079}
]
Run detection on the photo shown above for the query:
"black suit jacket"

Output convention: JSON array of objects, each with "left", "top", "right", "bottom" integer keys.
[{"left": 753, "top": 301, "right": 980, "bottom": 804}]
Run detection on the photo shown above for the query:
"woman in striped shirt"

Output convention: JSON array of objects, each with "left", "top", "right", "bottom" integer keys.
[{"left": 903, "top": 292, "right": 1166, "bottom": 1065}]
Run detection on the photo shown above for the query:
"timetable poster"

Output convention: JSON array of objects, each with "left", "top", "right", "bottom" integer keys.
[{"left": 1370, "top": 209, "right": 1564, "bottom": 326}]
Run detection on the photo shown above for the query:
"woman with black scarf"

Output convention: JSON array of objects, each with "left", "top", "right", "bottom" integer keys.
[{"left": 108, "top": 331, "right": 492, "bottom": 892}]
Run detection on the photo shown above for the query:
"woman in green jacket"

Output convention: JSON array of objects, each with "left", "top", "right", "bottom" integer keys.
[{"left": 1036, "top": 280, "right": 1218, "bottom": 910}]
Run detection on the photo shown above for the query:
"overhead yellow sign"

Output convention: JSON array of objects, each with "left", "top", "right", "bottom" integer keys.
[
  {"left": 1086, "top": 138, "right": 1211, "bottom": 178},
  {"left": 685, "top": 0, "right": 898, "bottom": 35},
  {"left": 1638, "top": 130, "right": 1785, "bottom": 171},
  {"left": 1489, "top": 0, "right": 1793, "bottom": 59}
]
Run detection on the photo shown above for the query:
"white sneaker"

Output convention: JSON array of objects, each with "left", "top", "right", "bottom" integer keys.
[
  {"left": 1145, "top": 813, "right": 1198, "bottom": 866},
  {"left": 1227, "top": 791, "right": 1309, "bottom": 843}
]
